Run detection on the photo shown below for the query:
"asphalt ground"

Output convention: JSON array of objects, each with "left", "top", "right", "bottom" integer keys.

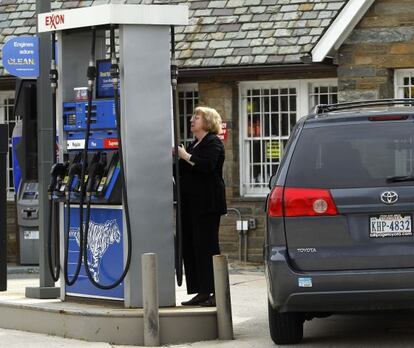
[{"left": 5, "top": 264, "right": 414, "bottom": 347}]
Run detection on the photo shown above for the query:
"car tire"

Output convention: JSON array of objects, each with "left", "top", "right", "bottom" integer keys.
[{"left": 268, "top": 301, "right": 304, "bottom": 345}]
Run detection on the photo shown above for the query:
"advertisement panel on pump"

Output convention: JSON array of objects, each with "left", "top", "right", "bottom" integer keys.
[{"left": 65, "top": 206, "right": 124, "bottom": 300}]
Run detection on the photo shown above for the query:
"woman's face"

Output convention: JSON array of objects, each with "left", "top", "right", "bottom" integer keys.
[{"left": 190, "top": 112, "right": 206, "bottom": 134}]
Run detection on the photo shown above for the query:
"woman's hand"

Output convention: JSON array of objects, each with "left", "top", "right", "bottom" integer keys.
[{"left": 177, "top": 145, "right": 192, "bottom": 162}]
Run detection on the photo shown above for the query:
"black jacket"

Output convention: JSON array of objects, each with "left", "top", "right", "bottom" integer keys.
[{"left": 179, "top": 133, "right": 227, "bottom": 215}]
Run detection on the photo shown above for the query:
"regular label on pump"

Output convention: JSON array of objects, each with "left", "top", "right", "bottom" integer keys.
[
  {"left": 67, "top": 139, "right": 86, "bottom": 150},
  {"left": 65, "top": 206, "right": 124, "bottom": 300}
]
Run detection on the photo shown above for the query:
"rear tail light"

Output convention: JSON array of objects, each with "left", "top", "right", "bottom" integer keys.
[
  {"left": 268, "top": 186, "right": 284, "bottom": 217},
  {"left": 268, "top": 186, "right": 338, "bottom": 217}
]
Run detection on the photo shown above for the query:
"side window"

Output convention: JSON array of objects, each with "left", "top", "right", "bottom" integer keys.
[
  {"left": 395, "top": 69, "right": 414, "bottom": 99},
  {"left": 309, "top": 83, "right": 338, "bottom": 107},
  {"left": 178, "top": 85, "right": 198, "bottom": 148}
]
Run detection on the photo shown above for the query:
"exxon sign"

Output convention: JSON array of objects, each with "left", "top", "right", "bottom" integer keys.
[{"left": 44, "top": 13, "right": 65, "bottom": 30}]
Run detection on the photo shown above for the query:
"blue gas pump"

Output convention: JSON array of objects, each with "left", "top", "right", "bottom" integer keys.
[
  {"left": 60, "top": 97, "right": 126, "bottom": 300},
  {"left": 41, "top": 4, "right": 187, "bottom": 307}
]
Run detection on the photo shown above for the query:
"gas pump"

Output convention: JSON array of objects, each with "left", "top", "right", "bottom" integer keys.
[{"left": 39, "top": 4, "right": 187, "bottom": 307}]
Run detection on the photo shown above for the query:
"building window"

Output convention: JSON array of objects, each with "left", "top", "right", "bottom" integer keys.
[
  {"left": 0, "top": 92, "right": 18, "bottom": 200},
  {"left": 309, "top": 84, "right": 338, "bottom": 106},
  {"left": 240, "top": 79, "right": 338, "bottom": 196},
  {"left": 395, "top": 69, "right": 414, "bottom": 99},
  {"left": 178, "top": 84, "right": 198, "bottom": 148}
]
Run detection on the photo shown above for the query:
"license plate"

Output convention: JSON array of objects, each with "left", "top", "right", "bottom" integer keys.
[{"left": 370, "top": 214, "right": 412, "bottom": 238}]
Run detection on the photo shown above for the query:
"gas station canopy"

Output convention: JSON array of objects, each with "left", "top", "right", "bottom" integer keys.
[{"left": 38, "top": 4, "right": 188, "bottom": 33}]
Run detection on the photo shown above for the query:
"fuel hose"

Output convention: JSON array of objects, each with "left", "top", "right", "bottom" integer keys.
[
  {"left": 82, "top": 25, "right": 132, "bottom": 290},
  {"left": 47, "top": 31, "right": 60, "bottom": 282},
  {"left": 171, "top": 25, "right": 183, "bottom": 287}
]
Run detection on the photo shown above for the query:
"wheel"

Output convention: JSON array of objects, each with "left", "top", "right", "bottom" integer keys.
[{"left": 268, "top": 301, "right": 304, "bottom": 345}]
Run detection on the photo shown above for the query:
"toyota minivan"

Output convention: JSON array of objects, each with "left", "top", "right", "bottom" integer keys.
[{"left": 265, "top": 99, "right": 414, "bottom": 344}]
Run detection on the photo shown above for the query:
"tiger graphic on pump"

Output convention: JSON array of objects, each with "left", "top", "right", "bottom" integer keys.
[{"left": 69, "top": 219, "right": 121, "bottom": 282}]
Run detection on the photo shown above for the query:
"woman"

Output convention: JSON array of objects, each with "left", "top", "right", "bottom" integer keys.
[{"left": 175, "top": 106, "right": 227, "bottom": 306}]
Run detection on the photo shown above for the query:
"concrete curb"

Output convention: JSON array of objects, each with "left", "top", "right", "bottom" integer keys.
[{"left": 7, "top": 266, "right": 39, "bottom": 275}]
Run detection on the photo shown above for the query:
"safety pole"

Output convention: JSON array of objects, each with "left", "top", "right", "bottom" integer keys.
[
  {"left": 142, "top": 253, "right": 160, "bottom": 346},
  {"left": 213, "top": 255, "right": 234, "bottom": 340}
]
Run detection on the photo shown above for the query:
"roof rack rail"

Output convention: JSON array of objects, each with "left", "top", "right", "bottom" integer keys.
[{"left": 313, "top": 99, "right": 414, "bottom": 115}]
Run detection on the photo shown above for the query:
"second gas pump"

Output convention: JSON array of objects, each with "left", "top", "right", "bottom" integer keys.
[{"left": 38, "top": 4, "right": 188, "bottom": 307}]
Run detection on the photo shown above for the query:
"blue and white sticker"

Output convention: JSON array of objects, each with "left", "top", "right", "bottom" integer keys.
[{"left": 298, "top": 277, "right": 312, "bottom": 288}]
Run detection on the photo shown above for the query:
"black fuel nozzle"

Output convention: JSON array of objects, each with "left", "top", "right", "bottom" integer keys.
[
  {"left": 86, "top": 161, "right": 106, "bottom": 199},
  {"left": 48, "top": 162, "right": 69, "bottom": 199},
  {"left": 64, "top": 154, "right": 83, "bottom": 198},
  {"left": 85, "top": 152, "right": 105, "bottom": 196},
  {"left": 65, "top": 162, "right": 82, "bottom": 198}
]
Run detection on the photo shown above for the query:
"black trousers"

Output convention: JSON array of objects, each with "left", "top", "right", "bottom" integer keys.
[{"left": 181, "top": 197, "right": 221, "bottom": 294}]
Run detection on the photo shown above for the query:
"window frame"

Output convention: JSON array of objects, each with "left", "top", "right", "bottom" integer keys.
[
  {"left": 0, "top": 91, "right": 18, "bottom": 201},
  {"left": 239, "top": 78, "right": 338, "bottom": 197},
  {"left": 177, "top": 83, "right": 199, "bottom": 148},
  {"left": 394, "top": 69, "right": 414, "bottom": 99}
]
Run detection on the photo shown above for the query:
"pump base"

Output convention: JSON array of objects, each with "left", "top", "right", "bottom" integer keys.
[
  {"left": 25, "top": 286, "right": 60, "bottom": 299},
  {"left": 0, "top": 287, "right": 218, "bottom": 345}
]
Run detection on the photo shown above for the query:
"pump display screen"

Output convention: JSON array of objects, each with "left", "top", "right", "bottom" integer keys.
[
  {"left": 22, "top": 192, "right": 36, "bottom": 200},
  {"left": 96, "top": 59, "right": 114, "bottom": 99}
]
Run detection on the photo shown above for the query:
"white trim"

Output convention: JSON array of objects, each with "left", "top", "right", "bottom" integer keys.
[
  {"left": 311, "top": 0, "right": 375, "bottom": 62},
  {"left": 38, "top": 4, "right": 188, "bottom": 33}
]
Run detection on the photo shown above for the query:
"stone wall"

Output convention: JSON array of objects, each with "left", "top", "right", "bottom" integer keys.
[
  {"left": 7, "top": 201, "right": 17, "bottom": 263},
  {"left": 338, "top": 0, "right": 414, "bottom": 101}
]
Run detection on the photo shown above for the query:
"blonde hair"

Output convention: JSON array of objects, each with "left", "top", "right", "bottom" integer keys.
[{"left": 194, "top": 106, "right": 222, "bottom": 134}]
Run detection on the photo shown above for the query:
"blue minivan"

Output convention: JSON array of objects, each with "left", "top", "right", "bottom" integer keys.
[{"left": 265, "top": 100, "right": 414, "bottom": 344}]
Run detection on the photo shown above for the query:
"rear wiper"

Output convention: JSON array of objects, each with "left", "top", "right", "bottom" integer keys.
[{"left": 386, "top": 175, "right": 414, "bottom": 183}]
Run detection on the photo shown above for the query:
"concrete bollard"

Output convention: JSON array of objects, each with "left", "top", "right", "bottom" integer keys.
[
  {"left": 213, "top": 254, "right": 234, "bottom": 340},
  {"left": 142, "top": 253, "right": 160, "bottom": 346}
]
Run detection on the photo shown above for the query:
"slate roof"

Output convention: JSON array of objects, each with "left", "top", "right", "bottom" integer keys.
[{"left": 0, "top": 0, "right": 347, "bottom": 76}]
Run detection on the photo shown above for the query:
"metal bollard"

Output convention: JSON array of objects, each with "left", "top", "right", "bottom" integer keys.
[
  {"left": 142, "top": 253, "right": 160, "bottom": 346},
  {"left": 213, "top": 255, "right": 234, "bottom": 340}
]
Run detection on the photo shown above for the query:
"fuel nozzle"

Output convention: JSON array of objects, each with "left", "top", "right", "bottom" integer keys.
[
  {"left": 64, "top": 154, "right": 83, "bottom": 198},
  {"left": 86, "top": 152, "right": 106, "bottom": 198},
  {"left": 48, "top": 162, "right": 69, "bottom": 199}
]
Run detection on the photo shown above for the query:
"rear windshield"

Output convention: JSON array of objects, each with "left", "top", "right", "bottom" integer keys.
[{"left": 286, "top": 121, "right": 414, "bottom": 188}]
